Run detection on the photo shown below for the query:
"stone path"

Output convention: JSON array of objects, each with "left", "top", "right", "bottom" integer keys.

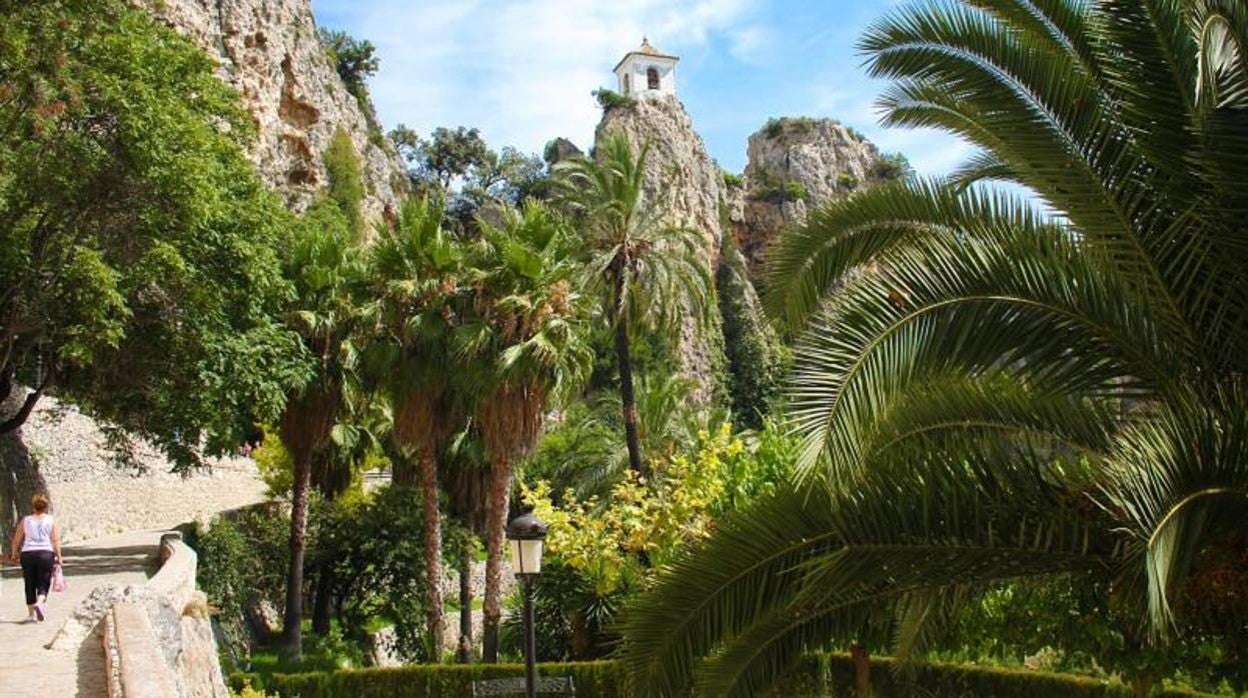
[{"left": 0, "top": 529, "right": 163, "bottom": 696}]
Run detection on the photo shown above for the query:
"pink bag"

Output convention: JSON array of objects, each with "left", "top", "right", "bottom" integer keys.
[{"left": 51, "top": 562, "right": 66, "bottom": 593}]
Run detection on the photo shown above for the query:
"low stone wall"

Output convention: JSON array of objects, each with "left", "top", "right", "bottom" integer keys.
[{"left": 97, "top": 533, "right": 227, "bottom": 698}]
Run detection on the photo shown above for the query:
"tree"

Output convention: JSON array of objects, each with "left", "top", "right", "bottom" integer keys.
[
  {"left": 620, "top": 0, "right": 1248, "bottom": 695},
  {"left": 369, "top": 197, "right": 469, "bottom": 659},
  {"left": 465, "top": 202, "right": 593, "bottom": 661},
  {"left": 0, "top": 0, "right": 302, "bottom": 529},
  {"left": 277, "top": 201, "right": 367, "bottom": 660},
  {"left": 553, "top": 133, "right": 711, "bottom": 477},
  {"left": 317, "top": 28, "right": 380, "bottom": 95}
]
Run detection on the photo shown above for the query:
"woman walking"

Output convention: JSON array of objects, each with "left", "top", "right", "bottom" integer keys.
[{"left": 8, "top": 494, "right": 61, "bottom": 623}]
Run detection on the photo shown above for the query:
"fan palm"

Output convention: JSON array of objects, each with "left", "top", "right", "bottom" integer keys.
[
  {"left": 554, "top": 132, "right": 712, "bottom": 476},
  {"left": 462, "top": 201, "right": 594, "bottom": 661},
  {"left": 277, "top": 202, "right": 368, "bottom": 660},
  {"left": 620, "top": 1, "right": 1248, "bottom": 695},
  {"left": 368, "top": 197, "right": 468, "bottom": 658}
]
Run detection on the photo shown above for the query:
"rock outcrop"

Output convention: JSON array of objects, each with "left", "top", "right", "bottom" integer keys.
[
  {"left": 732, "top": 117, "right": 885, "bottom": 280},
  {"left": 596, "top": 95, "right": 728, "bottom": 263},
  {"left": 590, "top": 105, "right": 889, "bottom": 414},
  {"left": 141, "top": 0, "right": 406, "bottom": 224},
  {"left": 594, "top": 95, "right": 731, "bottom": 403}
]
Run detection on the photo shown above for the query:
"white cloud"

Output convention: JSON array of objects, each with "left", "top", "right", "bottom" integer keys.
[{"left": 348, "top": 0, "right": 761, "bottom": 154}]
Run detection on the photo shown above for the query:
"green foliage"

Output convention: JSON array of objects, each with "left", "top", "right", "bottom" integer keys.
[
  {"left": 323, "top": 129, "right": 365, "bottom": 240},
  {"left": 763, "top": 116, "right": 819, "bottom": 139},
  {"left": 749, "top": 170, "right": 809, "bottom": 204},
  {"left": 785, "top": 180, "right": 809, "bottom": 201},
  {"left": 228, "top": 661, "right": 626, "bottom": 698},
  {"left": 722, "top": 170, "right": 744, "bottom": 187},
  {"left": 844, "top": 125, "right": 865, "bottom": 142},
  {"left": 316, "top": 28, "right": 379, "bottom": 98},
  {"left": 773, "top": 654, "right": 1215, "bottom": 698},
  {"left": 716, "top": 237, "right": 787, "bottom": 428},
  {"left": 253, "top": 425, "right": 294, "bottom": 497},
  {"left": 189, "top": 506, "right": 291, "bottom": 664},
  {"left": 623, "top": 0, "right": 1248, "bottom": 695},
  {"left": 835, "top": 172, "right": 858, "bottom": 191},
  {"left": 592, "top": 88, "right": 635, "bottom": 110},
  {"left": 870, "top": 152, "right": 912, "bottom": 181},
  {"left": 310, "top": 486, "right": 434, "bottom": 662},
  {"left": 0, "top": 0, "right": 304, "bottom": 466},
  {"left": 228, "top": 657, "right": 1214, "bottom": 698}
]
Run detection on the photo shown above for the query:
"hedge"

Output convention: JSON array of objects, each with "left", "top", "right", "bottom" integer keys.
[
  {"left": 230, "top": 655, "right": 1213, "bottom": 697},
  {"left": 228, "top": 661, "right": 625, "bottom": 697},
  {"left": 772, "top": 653, "right": 1213, "bottom": 698}
]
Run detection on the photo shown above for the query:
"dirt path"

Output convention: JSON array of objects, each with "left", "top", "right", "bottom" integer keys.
[{"left": 0, "top": 529, "right": 164, "bottom": 696}]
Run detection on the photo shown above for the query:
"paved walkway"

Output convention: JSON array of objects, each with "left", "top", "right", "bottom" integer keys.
[{"left": 0, "top": 529, "right": 163, "bottom": 696}]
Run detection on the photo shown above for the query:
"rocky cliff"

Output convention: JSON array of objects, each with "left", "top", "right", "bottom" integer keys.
[
  {"left": 591, "top": 104, "right": 887, "bottom": 416},
  {"left": 141, "top": 0, "right": 406, "bottom": 223},
  {"left": 594, "top": 95, "right": 732, "bottom": 404},
  {"left": 731, "top": 117, "right": 885, "bottom": 280}
]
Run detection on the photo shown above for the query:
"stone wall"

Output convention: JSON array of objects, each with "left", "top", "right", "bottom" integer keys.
[{"left": 96, "top": 534, "right": 227, "bottom": 698}]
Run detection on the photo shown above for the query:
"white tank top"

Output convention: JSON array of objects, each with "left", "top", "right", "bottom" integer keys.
[{"left": 21, "top": 514, "right": 54, "bottom": 552}]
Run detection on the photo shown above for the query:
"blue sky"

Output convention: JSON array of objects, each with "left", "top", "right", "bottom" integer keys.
[{"left": 310, "top": 0, "right": 972, "bottom": 175}]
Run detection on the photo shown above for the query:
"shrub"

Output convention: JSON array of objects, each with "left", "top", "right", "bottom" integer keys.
[
  {"left": 227, "top": 657, "right": 1215, "bottom": 697},
  {"left": 748, "top": 170, "right": 808, "bottom": 204},
  {"left": 722, "top": 170, "right": 744, "bottom": 187},
  {"left": 773, "top": 654, "right": 1215, "bottom": 698},
  {"left": 763, "top": 116, "right": 819, "bottom": 139},
  {"left": 837, "top": 171, "right": 859, "bottom": 191},
  {"left": 785, "top": 180, "right": 808, "bottom": 201},
  {"left": 592, "top": 88, "right": 635, "bottom": 110},
  {"left": 871, "top": 152, "right": 913, "bottom": 181},
  {"left": 324, "top": 128, "right": 365, "bottom": 239},
  {"left": 228, "top": 661, "right": 625, "bottom": 698}
]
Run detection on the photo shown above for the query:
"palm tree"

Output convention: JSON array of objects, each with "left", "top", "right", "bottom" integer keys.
[
  {"left": 369, "top": 197, "right": 468, "bottom": 660},
  {"left": 620, "top": 1, "right": 1248, "bottom": 695},
  {"left": 553, "top": 133, "right": 711, "bottom": 477},
  {"left": 463, "top": 201, "right": 593, "bottom": 661},
  {"left": 277, "top": 202, "right": 367, "bottom": 660}
]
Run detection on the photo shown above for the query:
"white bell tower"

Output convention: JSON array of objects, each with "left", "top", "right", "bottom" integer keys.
[{"left": 613, "top": 37, "right": 679, "bottom": 98}]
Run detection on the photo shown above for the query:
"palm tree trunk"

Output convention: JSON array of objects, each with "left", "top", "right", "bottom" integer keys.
[
  {"left": 850, "top": 643, "right": 870, "bottom": 698},
  {"left": 1131, "top": 674, "right": 1153, "bottom": 698},
  {"left": 457, "top": 545, "right": 474, "bottom": 663},
  {"left": 419, "top": 444, "right": 445, "bottom": 660},
  {"left": 613, "top": 280, "right": 644, "bottom": 477},
  {"left": 392, "top": 451, "right": 417, "bottom": 488},
  {"left": 481, "top": 452, "right": 512, "bottom": 662},
  {"left": 282, "top": 454, "right": 313, "bottom": 660}
]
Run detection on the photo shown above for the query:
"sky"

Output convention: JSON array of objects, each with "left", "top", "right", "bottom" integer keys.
[{"left": 309, "top": 0, "right": 973, "bottom": 176}]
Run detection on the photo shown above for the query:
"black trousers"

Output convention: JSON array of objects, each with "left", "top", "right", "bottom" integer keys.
[{"left": 20, "top": 550, "right": 54, "bottom": 605}]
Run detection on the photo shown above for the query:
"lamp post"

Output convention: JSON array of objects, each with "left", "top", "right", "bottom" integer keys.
[{"left": 506, "top": 512, "right": 547, "bottom": 698}]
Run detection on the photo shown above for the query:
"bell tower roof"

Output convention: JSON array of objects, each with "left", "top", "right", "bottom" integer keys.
[{"left": 613, "top": 37, "right": 679, "bottom": 72}]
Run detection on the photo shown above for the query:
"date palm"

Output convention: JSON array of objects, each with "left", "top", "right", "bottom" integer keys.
[
  {"left": 368, "top": 197, "right": 471, "bottom": 659},
  {"left": 620, "top": 1, "right": 1248, "bottom": 695},
  {"left": 554, "top": 133, "right": 711, "bottom": 477},
  {"left": 463, "top": 201, "right": 593, "bottom": 661},
  {"left": 277, "top": 202, "right": 368, "bottom": 660}
]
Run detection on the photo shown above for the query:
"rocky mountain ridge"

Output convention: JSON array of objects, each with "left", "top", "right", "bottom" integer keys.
[{"left": 140, "top": 0, "right": 406, "bottom": 224}]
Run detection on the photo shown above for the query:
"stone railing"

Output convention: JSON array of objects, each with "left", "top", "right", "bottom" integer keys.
[{"left": 93, "top": 532, "right": 226, "bottom": 698}]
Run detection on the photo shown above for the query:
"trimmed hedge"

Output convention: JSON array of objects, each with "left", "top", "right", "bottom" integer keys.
[
  {"left": 773, "top": 653, "right": 1213, "bottom": 698},
  {"left": 228, "top": 661, "right": 625, "bottom": 697},
  {"left": 230, "top": 655, "right": 1214, "bottom": 697}
]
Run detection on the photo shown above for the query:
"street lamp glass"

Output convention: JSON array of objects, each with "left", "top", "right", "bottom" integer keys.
[{"left": 509, "top": 538, "right": 544, "bottom": 575}]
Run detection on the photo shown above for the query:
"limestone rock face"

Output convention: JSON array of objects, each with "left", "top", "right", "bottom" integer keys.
[
  {"left": 596, "top": 95, "right": 728, "bottom": 263},
  {"left": 141, "top": 0, "right": 406, "bottom": 224},
  {"left": 594, "top": 96, "right": 730, "bottom": 403},
  {"left": 732, "top": 118, "right": 883, "bottom": 279}
]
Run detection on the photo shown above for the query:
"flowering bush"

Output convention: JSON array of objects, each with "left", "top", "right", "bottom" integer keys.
[{"left": 521, "top": 422, "right": 757, "bottom": 596}]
